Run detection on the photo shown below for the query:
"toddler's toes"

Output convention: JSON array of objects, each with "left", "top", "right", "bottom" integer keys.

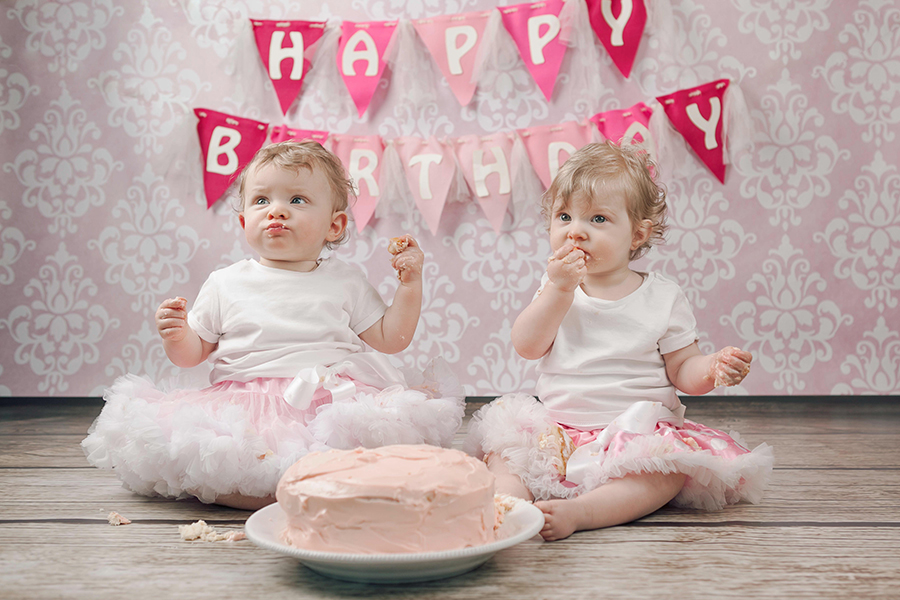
[{"left": 535, "top": 500, "right": 577, "bottom": 541}]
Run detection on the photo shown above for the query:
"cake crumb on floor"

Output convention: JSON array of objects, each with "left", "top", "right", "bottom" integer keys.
[
  {"left": 107, "top": 511, "right": 131, "bottom": 526},
  {"left": 178, "top": 520, "right": 245, "bottom": 542}
]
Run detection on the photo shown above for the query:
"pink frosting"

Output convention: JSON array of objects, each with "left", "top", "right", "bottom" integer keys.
[{"left": 276, "top": 445, "right": 496, "bottom": 554}]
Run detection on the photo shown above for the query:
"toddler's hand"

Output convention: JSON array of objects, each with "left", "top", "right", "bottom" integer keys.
[
  {"left": 708, "top": 346, "right": 752, "bottom": 387},
  {"left": 388, "top": 234, "right": 424, "bottom": 286},
  {"left": 546, "top": 243, "right": 586, "bottom": 292},
  {"left": 156, "top": 297, "right": 188, "bottom": 342}
]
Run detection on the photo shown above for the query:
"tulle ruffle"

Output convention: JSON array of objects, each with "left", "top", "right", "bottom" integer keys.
[
  {"left": 464, "top": 393, "right": 774, "bottom": 510},
  {"left": 83, "top": 362, "right": 464, "bottom": 504}
]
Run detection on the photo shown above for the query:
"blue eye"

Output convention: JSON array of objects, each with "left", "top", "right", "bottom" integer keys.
[
  {"left": 254, "top": 197, "right": 268, "bottom": 205},
  {"left": 291, "top": 196, "right": 307, "bottom": 204},
  {"left": 558, "top": 213, "right": 571, "bottom": 222},
  {"left": 591, "top": 215, "right": 607, "bottom": 223}
]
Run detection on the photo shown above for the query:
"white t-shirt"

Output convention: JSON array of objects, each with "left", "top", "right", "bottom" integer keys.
[
  {"left": 536, "top": 272, "right": 698, "bottom": 430},
  {"left": 187, "top": 258, "right": 387, "bottom": 384}
]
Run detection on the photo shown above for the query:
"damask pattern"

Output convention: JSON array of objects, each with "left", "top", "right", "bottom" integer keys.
[
  {"left": 89, "top": 164, "right": 211, "bottom": 313},
  {"left": 88, "top": 4, "right": 211, "bottom": 157},
  {"left": 8, "top": 0, "right": 124, "bottom": 76},
  {"left": 1, "top": 0, "right": 898, "bottom": 396},
  {"left": 0, "top": 34, "right": 40, "bottom": 136},
  {"left": 5, "top": 83, "right": 123, "bottom": 237},
  {"left": 0, "top": 244, "right": 120, "bottom": 394}
]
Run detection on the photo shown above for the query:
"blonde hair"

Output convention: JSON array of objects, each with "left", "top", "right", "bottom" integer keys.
[
  {"left": 541, "top": 141, "right": 668, "bottom": 260},
  {"left": 236, "top": 141, "right": 355, "bottom": 247}
]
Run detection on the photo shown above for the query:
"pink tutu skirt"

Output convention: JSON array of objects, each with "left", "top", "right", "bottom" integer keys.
[
  {"left": 463, "top": 393, "right": 773, "bottom": 510},
  {"left": 82, "top": 361, "right": 464, "bottom": 503}
]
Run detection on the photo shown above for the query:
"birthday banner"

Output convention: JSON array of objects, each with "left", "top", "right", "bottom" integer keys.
[
  {"left": 196, "top": 0, "right": 746, "bottom": 232},
  {"left": 195, "top": 78, "right": 743, "bottom": 231},
  {"left": 246, "top": 0, "right": 659, "bottom": 116}
]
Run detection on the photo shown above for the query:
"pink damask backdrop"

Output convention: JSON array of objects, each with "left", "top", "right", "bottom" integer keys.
[{"left": 1, "top": 0, "right": 898, "bottom": 397}]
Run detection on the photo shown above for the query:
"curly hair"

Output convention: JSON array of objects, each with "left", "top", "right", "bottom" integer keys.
[
  {"left": 540, "top": 141, "right": 668, "bottom": 260},
  {"left": 236, "top": 141, "right": 356, "bottom": 248}
]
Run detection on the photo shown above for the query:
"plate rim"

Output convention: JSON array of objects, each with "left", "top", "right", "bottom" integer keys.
[{"left": 244, "top": 499, "right": 544, "bottom": 565}]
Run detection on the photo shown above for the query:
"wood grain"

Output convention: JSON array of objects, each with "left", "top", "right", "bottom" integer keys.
[{"left": 1, "top": 397, "right": 898, "bottom": 600}]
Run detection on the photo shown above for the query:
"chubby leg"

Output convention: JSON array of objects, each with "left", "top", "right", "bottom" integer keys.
[
  {"left": 536, "top": 471, "right": 686, "bottom": 541},
  {"left": 485, "top": 452, "right": 534, "bottom": 502},
  {"left": 213, "top": 493, "right": 275, "bottom": 511}
]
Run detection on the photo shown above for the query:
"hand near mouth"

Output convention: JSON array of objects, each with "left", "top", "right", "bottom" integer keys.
[{"left": 547, "top": 243, "right": 586, "bottom": 292}]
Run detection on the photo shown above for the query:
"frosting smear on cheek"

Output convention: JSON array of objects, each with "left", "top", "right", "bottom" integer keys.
[{"left": 276, "top": 445, "right": 497, "bottom": 554}]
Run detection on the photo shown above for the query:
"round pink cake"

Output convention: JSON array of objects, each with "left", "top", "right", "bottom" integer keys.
[{"left": 276, "top": 444, "right": 496, "bottom": 554}]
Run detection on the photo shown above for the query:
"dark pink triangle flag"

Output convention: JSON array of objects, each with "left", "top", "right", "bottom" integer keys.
[
  {"left": 585, "top": 0, "right": 647, "bottom": 78},
  {"left": 499, "top": 0, "right": 568, "bottom": 101},
  {"left": 194, "top": 108, "right": 269, "bottom": 209},
  {"left": 412, "top": 10, "right": 493, "bottom": 106},
  {"left": 657, "top": 79, "right": 730, "bottom": 183},
  {"left": 251, "top": 19, "right": 326, "bottom": 115},
  {"left": 338, "top": 20, "right": 398, "bottom": 118}
]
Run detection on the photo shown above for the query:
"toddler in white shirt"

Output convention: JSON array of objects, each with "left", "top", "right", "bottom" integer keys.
[
  {"left": 83, "top": 141, "right": 463, "bottom": 510},
  {"left": 465, "top": 141, "right": 773, "bottom": 540}
]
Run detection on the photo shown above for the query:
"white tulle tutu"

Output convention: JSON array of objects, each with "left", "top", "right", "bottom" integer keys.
[
  {"left": 82, "top": 360, "right": 464, "bottom": 504},
  {"left": 464, "top": 393, "right": 774, "bottom": 510}
]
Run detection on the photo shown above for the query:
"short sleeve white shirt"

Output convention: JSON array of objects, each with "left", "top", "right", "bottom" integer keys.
[
  {"left": 536, "top": 272, "right": 698, "bottom": 430},
  {"left": 187, "top": 258, "right": 387, "bottom": 384}
]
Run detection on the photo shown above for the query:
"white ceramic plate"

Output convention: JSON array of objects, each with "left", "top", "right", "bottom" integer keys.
[{"left": 244, "top": 500, "right": 544, "bottom": 584}]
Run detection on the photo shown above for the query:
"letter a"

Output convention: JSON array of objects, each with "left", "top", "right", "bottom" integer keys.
[{"left": 342, "top": 30, "right": 378, "bottom": 76}]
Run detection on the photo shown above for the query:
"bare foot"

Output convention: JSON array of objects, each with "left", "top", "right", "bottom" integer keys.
[
  {"left": 533, "top": 471, "right": 688, "bottom": 540},
  {"left": 534, "top": 499, "right": 582, "bottom": 541}
]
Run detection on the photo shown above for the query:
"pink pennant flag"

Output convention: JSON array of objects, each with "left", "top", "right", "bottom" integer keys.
[
  {"left": 454, "top": 132, "right": 516, "bottom": 233},
  {"left": 338, "top": 20, "right": 398, "bottom": 118},
  {"left": 330, "top": 134, "right": 384, "bottom": 232},
  {"left": 500, "top": 0, "right": 568, "bottom": 101},
  {"left": 251, "top": 19, "right": 326, "bottom": 115},
  {"left": 269, "top": 125, "right": 328, "bottom": 145},
  {"left": 194, "top": 108, "right": 269, "bottom": 209},
  {"left": 412, "top": 10, "right": 493, "bottom": 106},
  {"left": 517, "top": 120, "right": 593, "bottom": 188},
  {"left": 394, "top": 137, "right": 456, "bottom": 235},
  {"left": 585, "top": 0, "right": 647, "bottom": 78},
  {"left": 657, "top": 79, "right": 729, "bottom": 183},
  {"left": 590, "top": 101, "right": 654, "bottom": 147}
]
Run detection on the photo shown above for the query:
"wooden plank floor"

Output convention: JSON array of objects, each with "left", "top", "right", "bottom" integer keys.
[{"left": 1, "top": 397, "right": 898, "bottom": 599}]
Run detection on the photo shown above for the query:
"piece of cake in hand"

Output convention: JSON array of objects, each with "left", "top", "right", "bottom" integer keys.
[
  {"left": 388, "top": 236, "right": 409, "bottom": 255},
  {"left": 276, "top": 445, "right": 496, "bottom": 554}
]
